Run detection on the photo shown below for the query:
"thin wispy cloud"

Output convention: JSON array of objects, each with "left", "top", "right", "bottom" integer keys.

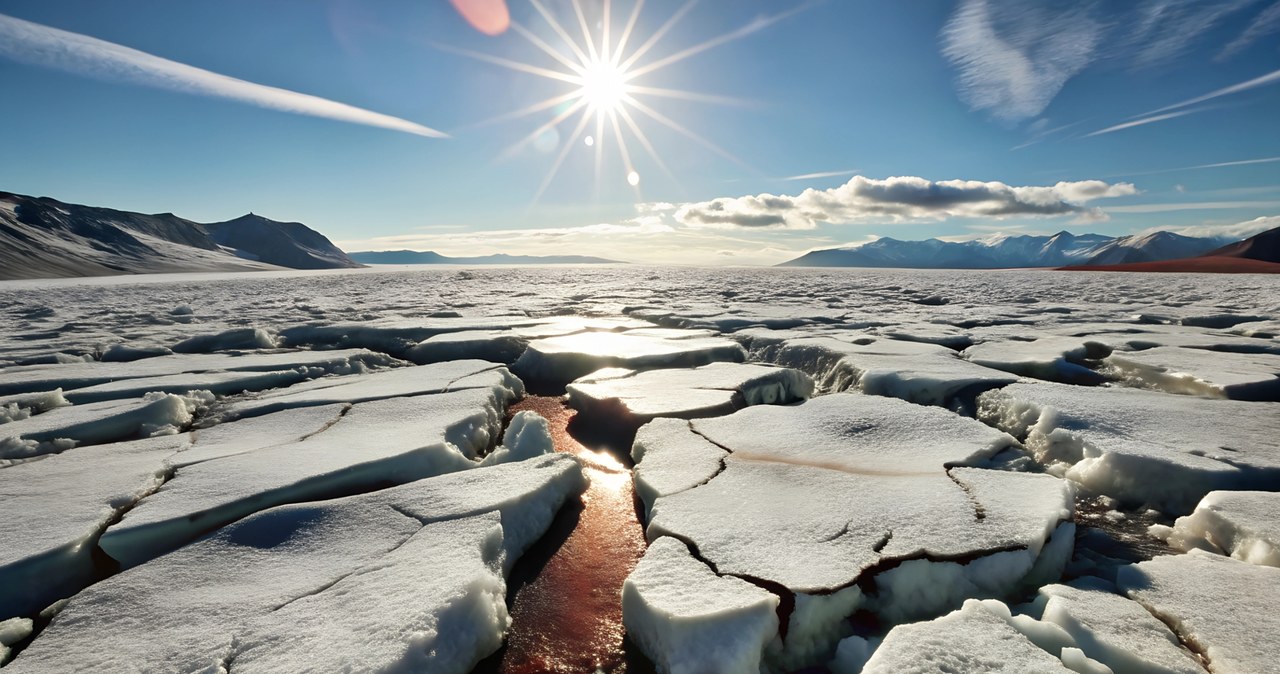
[
  {"left": 1109, "top": 155, "right": 1280, "bottom": 178},
  {"left": 940, "top": 0, "right": 1101, "bottom": 121},
  {"left": 1146, "top": 67, "right": 1280, "bottom": 116},
  {"left": 782, "top": 169, "right": 860, "bottom": 181},
  {"left": 0, "top": 12, "right": 446, "bottom": 139},
  {"left": 1084, "top": 107, "right": 1207, "bottom": 138},
  {"left": 1127, "top": 0, "right": 1257, "bottom": 69},
  {"left": 1105, "top": 200, "right": 1280, "bottom": 213},
  {"left": 1139, "top": 214, "right": 1280, "bottom": 239},
  {"left": 1218, "top": 0, "right": 1280, "bottom": 61}
]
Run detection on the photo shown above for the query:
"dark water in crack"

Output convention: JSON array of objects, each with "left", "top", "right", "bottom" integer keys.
[{"left": 477, "top": 396, "right": 653, "bottom": 674}]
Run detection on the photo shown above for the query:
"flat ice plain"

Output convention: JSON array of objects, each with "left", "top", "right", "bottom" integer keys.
[{"left": 1, "top": 265, "right": 1278, "bottom": 673}]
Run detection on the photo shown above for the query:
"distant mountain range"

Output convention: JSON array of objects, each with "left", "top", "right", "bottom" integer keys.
[
  {"left": 778, "top": 230, "right": 1238, "bottom": 269},
  {"left": 0, "top": 191, "right": 359, "bottom": 280},
  {"left": 349, "top": 250, "right": 622, "bottom": 265},
  {"left": 1060, "top": 225, "right": 1280, "bottom": 273}
]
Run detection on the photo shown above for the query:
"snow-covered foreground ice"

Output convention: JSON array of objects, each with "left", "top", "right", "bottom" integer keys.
[
  {"left": 2, "top": 266, "right": 1278, "bottom": 671},
  {"left": 1153, "top": 490, "right": 1280, "bottom": 566},
  {"left": 4, "top": 455, "right": 586, "bottom": 673},
  {"left": 629, "top": 394, "right": 1076, "bottom": 668},
  {"left": 1118, "top": 551, "right": 1280, "bottom": 674},
  {"left": 978, "top": 382, "right": 1280, "bottom": 512},
  {"left": 565, "top": 362, "right": 814, "bottom": 426}
]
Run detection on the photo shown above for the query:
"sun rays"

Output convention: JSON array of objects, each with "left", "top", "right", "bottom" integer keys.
[{"left": 447, "top": 0, "right": 804, "bottom": 206}]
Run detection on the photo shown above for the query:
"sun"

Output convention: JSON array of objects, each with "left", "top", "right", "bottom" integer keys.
[
  {"left": 577, "top": 58, "right": 629, "bottom": 113},
  {"left": 438, "top": 0, "right": 803, "bottom": 203}
]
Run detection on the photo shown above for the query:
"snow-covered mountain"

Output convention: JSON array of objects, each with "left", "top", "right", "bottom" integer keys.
[
  {"left": 778, "top": 230, "right": 1234, "bottom": 269},
  {"left": 0, "top": 192, "right": 358, "bottom": 280},
  {"left": 349, "top": 250, "right": 622, "bottom": 265},
  {"left": 206, "top": 214, "right": 360, "bottom": 270}
]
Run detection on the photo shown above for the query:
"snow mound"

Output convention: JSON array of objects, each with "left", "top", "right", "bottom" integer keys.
[
  {"left": 0, "top": 389, "right": 69, "bottom": 424},
  {"left": 512, "top": 331, "right": 747, "bottom": 387},
  {"left": 1118, "top": 550, "right": 1280, "bottom": 674},
  {"left": 405, "top": 330, "right": 529, "bottom": 365},
  {"left": 0, "top": 391, "right": 207, "bottom": 462},
  {"left": 1156, "top": 490, "right": 1280, "bottom": 567},
  {"left": 567, "top": 362, "right": 814, "bottom": 426},
  {"left": 0, "top": 618, "right": 33, "bottom": 666},
  {"left": 99, "top": 342, "right": 172, "bottom": 362},
  {"left": 172, "top": 327, "right": 279, "bottom": 353},
  {"left": 622, "top": 537, "right": 780, "bottom": 674},
  {"left": 99, "top": 383, "right": 532, "bottom": 569},
  {"left": 860, "top": 599, "right": 1078, "bottom": 673},
  {"left": 977, "top": 382, "right": 1280, "bottom": 512},
  {"left": 5, "top": 455, "right": 586, "bottom": 672}
]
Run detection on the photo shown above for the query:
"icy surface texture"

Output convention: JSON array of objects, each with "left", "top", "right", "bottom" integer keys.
[
  {"left": 566, "top": 362, "right": 814, "bottom": 425},
  {"left": 0, "top": 391, "right": 208, "bottom": 462},
  {"left": 1156, "top": 490, "right": 1280, "bottom": 566},
  {"left": 622, "top": 537, "right": 780, "bottom": 674},
  {"left": 4, "top": 455, "right": 586, "bottom": 672},
  {"left": 1118, "top": 550, "right": 1280, "bottom": 674},
  {"left": 978, "top": 382, "right": 1280, "bottom": 512},
  {"left": 513, "top": 330, "right": 747, "bottom": 386},
  {"left": 633, "top": 394, "right": 1073, "bottom": 667},
  {"left": 741, "top": 332, "right": 1017, "bottom": 406},
  {"left": 963, "top": 336, "right": 1109, "bottom": 385},
  {"left": 99, "top": 380, "right": 530, "bottom": 568},
  {"left": 1103, "top": 346, "right": 1280, "bottom": 400}
]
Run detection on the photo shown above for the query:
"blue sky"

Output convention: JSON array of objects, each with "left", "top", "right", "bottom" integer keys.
[{"left": 1, "top": 0, "right": 1278, "bottom": 264}]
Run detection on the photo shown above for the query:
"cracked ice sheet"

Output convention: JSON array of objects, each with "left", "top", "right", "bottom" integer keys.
[
  {"left": 1157, "top": 490, "right": 1280, "bottom": 567},
  {"left": 743, "top": 332, "right": 1016, "bottom": 406},
  {"left": 99, "top": 383, "right": 522, "bottom": 568},
  {"left": 631, "top": 418, "right": 728, "bottom": 519},
  {"left": 0, "top": 391, "right": 206, "bottom": 462},
  {"left": 1035, "top": 581, "right": 1206, "bottom": 674},
  {"left": 4, "top": 455, "right": 586, "bottom": 673},
  {"left": 1103, "top": 346, "right": 1280, "bottom": 401},
  {"left": 1049, "top": 323, "right": 1280, "bottom": 356},
  {"left": 0, "top": 348, "right": 396, "bottom": 396},
  {"left": 622, "top": 537, "right": 780, "bottom": 673},
  {"left": 977, "top": 381, "right": 1280, "bottom": 512},
  {"left": 512, "top": 331, "right": 747, "bottom": 385},
  {"left": 962, "top": 336, "right": 1109, "bottom": 385},
  {"left": 0, "top": 435, "right": 187, "bottom": 620},
  {"left": 860, "top": 600, "right": 1077, "bottom": 674},
  {"left": 1118, "top": 550, "right": 1280, "bottom": 674},
  {"left": 61, "top": 368, "right": 318, "bottom": 404},
  {"left": 223, "top": 360, "right": 519, "bottom": 419},
  {"left": 638, "top": 395, "right": 1073, "bottom": 667},
  {"left": 566, "top": 362, "right": 814, "bottom": 425}
]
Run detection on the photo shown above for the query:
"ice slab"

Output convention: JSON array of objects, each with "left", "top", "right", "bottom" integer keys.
[
  {"left": 0, "top": 435, "right": 186, "bottom": 620},
  {"left": 861, "top": 599, "right": 1076, "bottom": 674},
  {"left": 1118, "top": 550, "right": 1280, "bottom": 674},
  {"left": 172, "top": 327, "right": 279, "bottom": 353},
  {"left": 5, "top": 455, "right": 586, "bottom": 672},
  {"left": 567, "top": 362, "right": 814, "bottom": 426},
  {"left": 0, "top": 348, "right": 396, "bottom": 396},
  {"left": 622, "top": 536, "right": 780, "bottom": 674},
  {"left": 0, "top": 392, "right": 206, "bottom": 462},
  {"left": 0, "top": 618, "right": 33, "bottom": 666},
  {"left": 1157, "top": 490, "right": 1280, "bottom": 567},
  {"left": 61, "top": 368, "right": 313, "bottom": 404},
  {"left": 405, "top": 330, "right": 528, "bottom": 365},
  {"left": 631, "top": 418, "right": 728, "bottom": 520},
  {"left": 1103, "top": 346, "right": 1280, "bottom": 401},
  {"left": 977, "top": 382, "right": 1280, "bottom": 512},
  {"left": 0, "top": 389, "right": 68, "bottom": 424},
  {"left": 99, "top": 342, "right": 172, "bottom": 362},
  {"left": 99, "top": 384, "right": 527, "bottom": 568},
  {"left": 277, "top": 315, "right": 547, "bottom": 356},
  {"left": 224, "top": 360, "right": 520, "bottom": 419},
  {"left": 512, "top": 331, "right": 747, "bottom": 386},
  {"left": 1036, "top": 581, "right": 1206, "bottom": 674},
  {"left": 745, "top": 333, "right": 1016, "bottom": 406},
  {"left": 963, "top": 336, "right": 1109, "bottom": 385},
  {"left": 640, "top": 395, "right": 1072, "bottom": 666}
]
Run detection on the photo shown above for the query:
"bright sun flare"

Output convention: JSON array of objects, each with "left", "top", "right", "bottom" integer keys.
[{"left": 438, "top": 0, "right": 801, "bottom": 203}]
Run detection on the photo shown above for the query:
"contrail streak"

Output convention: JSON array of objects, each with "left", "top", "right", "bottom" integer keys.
[{"left": 0, "top": 12, "right": 446, "bottom": 139}]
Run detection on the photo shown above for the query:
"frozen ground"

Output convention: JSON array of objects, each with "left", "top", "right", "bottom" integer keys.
[{"left": 0, "top": 265, "right": 1277, "bottom": 672}]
